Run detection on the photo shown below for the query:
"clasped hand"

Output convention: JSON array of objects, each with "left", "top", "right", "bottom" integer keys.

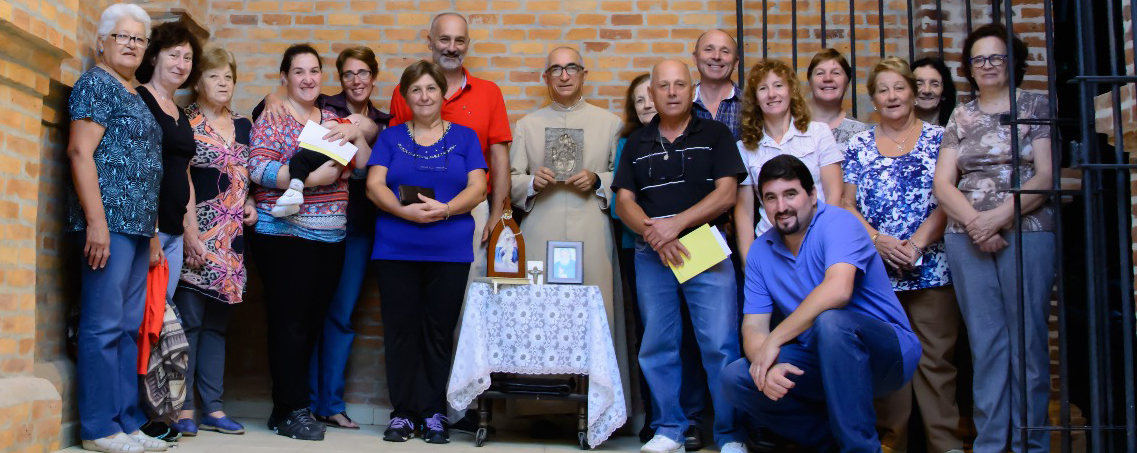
[
  {"left": 533, "top": 167, "right": 597, "bottom": 193},
  {"left": 749, "top": 340, "right": 804, "bottom": 401},
  {"left": 403, "top": 193, "right": 448, "bottom": 223}
]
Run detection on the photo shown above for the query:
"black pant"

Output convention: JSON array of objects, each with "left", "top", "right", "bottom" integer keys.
[
  {"left": 288, "top": 149, "right": 332, "bottom": 183},
  {"left": 252, "top": 234, "right": 345, "bottom": 416},
  {"left": 375, "top": 260, "right": 471, "bottom": 420}
]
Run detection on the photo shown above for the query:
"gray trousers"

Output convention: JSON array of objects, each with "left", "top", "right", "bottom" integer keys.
[
  {"left": 172, "top": 289, "right": 233, "bottom": 414},
  {"left": 944, "top": 232, "right": 1054, "bottom": 453}
]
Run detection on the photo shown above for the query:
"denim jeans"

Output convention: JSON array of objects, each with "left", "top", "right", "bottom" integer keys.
[
  {"left": 945, "top": 232, "right": 1054, "bottom": 453},
  {"left": 722, "top": 309, "right": 908, "bottom": 453},
  {"left": 157, "top": 232, "right": 183, "bottom": 302},
  {"left": 634, "top": 238, "right": 742, "bottom": 447},
  {"left": 77, "top": 232, "right": 151, "bottom": 440},
  {"left": 310, "top": 231, "right": 374, "bottom": 416}
]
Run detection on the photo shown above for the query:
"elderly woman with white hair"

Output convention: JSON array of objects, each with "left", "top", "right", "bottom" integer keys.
[{"left": 66, "top": 3, "right": 168, "bottom": 452}]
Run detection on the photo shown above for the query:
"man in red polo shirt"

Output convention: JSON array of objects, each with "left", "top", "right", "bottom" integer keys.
[{"left": 389, "top": 12, "right": 512, "bottom": 276}]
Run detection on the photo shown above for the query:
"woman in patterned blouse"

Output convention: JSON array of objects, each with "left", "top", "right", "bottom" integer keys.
[
  {"left": 246, "top": 43, "right": 368, "bottom": 441},
  {"left": 67, "top": 4, "right": 170, "bottom": 453},
  {"left": 841, "top": 57, "right": 964, "bottom": 453},
  {"left": 933, "top": 23, "right": 1055, "bottom": 453},
  {"left": 169, "top": 46, "right": 255, "bottom": 437}
]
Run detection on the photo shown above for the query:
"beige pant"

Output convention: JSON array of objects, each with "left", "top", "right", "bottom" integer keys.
[
  {"left": 469, "top": 200, "right": 489, "bottom": 279},
  {"left": 876, "top": 285, "right": 966, "bottom": 453}
]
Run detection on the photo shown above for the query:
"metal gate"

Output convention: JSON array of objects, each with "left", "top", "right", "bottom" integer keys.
[{"left": 730, "top": 0, "right": 1137, "bottom": 451}]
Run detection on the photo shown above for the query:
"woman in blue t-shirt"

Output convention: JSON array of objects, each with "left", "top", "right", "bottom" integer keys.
[{"left": 365, "top": 60, "right": 487, "bottom": 445}]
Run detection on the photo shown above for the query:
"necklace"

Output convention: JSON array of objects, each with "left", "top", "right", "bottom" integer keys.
[{"left": 881, "top": 119, "right": 918, "bottom": 153}]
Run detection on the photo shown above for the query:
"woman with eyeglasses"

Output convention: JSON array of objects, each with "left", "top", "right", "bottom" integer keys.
[
  {"left": 68, "top": 4, "right": 168, "bottom": 452},
  {"left": 301, "top": 46, "right": 392, "bottom": 432},
  {"left": 366, "top": 60, "right": 487, "bottom": 444},
  {"left": 933, "top": 23, "right": 1054, "bottom": 453},
  {"left": 247, "top": 43, "right": 368, "bottom": 441},
  {"left": 734, "top": 59, "right": 844, "bottom": 263}
]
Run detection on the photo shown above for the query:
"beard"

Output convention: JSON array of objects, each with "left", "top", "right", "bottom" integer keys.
[
  {"left": 773, "top": 210, "right": 802, "bottom": 235},
  {"left": 435, "top": 51, "right": 464, "bottom": 71}
]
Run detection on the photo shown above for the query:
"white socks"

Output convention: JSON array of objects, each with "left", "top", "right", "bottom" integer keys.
[{"left": 270, "top": 178, "right": 304, "bottom": 218}]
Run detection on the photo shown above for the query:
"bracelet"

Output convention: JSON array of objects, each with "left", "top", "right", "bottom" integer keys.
[
  {"left": 871, "top": 232, "right": 880, "bottom": 244},
  {"left": 444, "top": 203, "right": 451, "bottom": 220}
]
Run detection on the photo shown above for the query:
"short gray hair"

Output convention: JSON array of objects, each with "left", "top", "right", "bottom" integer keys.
[{"left": 97, "top": 3, "right": 152, "bottom": 38}]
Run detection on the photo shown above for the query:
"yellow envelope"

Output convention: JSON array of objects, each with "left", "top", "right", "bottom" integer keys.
[{"left": 668, "top": 224, "right": 732, "bottom": 284}]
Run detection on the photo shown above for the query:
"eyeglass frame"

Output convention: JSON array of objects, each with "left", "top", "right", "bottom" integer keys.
[
  {"left": 107, "top": 33, "right": 149, "bottom": 48},
  {"left": 545, "top": 64, "right": 585, "bottom": 77},
  {"left": 340, "top": 69, "right": 373, "bottom": 82},
  {"left": 969, "top": 54, "right": 1008, "bottom": 68}
]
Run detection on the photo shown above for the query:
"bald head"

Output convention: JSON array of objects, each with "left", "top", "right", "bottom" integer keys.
[
  {"left": 429, "top": 13, "right": 468, "bottom": 38},
  {"left": 546, "top": 46, "right": 583, "bottom": 69},
  {"left": 693, "top": 29, "right": 738, "bottom": 82},
  {"left": 649, "top": 60, "right": 694, "bottom": 120}
]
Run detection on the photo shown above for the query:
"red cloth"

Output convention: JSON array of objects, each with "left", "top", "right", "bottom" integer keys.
[
  {"left": 388, "top": 67, "right": 513, "bottom": 192},
  {"left": 138, "top": 259, "right": 168, "bottom": 374}
]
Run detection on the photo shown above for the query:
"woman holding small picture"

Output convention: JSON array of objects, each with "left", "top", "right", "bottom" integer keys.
[{"left": 365, "top": 60, "right": 487, "bottom": 444}]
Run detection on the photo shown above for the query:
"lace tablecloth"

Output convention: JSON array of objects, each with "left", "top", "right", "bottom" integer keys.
[{"left": 447, "top": 282, "right": 627, "bottom": 448}]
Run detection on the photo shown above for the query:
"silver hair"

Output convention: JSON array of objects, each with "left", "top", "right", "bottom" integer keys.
[
  {"left": 97, "top": 3, "right": 152, "bottom": 38},
  {"left": 429, "top": 12, "right": 467, "bottom": 38}
]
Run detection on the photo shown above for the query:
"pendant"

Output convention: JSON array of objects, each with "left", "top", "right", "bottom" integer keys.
[{"left": 663, "top": 152, "right": 669, "bottom": 160}]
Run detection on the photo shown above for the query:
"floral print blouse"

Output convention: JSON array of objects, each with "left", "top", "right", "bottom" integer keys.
[
  {"left": 67, "top": 66, "right": 163, "bottom": 236},
  {"left": 843, "top": 122, "right": 951, "bottom": 291},
  {"left": 941, "top": 91, "right": 1053, "bottom": 233}
]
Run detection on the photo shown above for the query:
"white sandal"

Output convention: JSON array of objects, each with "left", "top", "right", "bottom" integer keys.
[
  {"left": 126, "top": 431, "right": 169, "bottom": 452},
  {"left": 80, "top": 433, "right": 144, "bottom": 453}
]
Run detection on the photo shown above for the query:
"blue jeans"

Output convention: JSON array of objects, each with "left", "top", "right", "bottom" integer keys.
[
  {"left": 77, "top": 232, "right": 150, "bottom": 440},
  {"left": 634, "top": 238, "right": 742, "bottom": 447},
  {"left": 722, "top": 310, "right": 907, "bottom": 453},
  {"left": 309, "top": 231, "right": 373, "bottom": 416},
  {"left": 157, "top": 232, "right": 183, "bottom": 302},
  {"left": 945, "top": 232, "right": 1054, "bottom": 453}
]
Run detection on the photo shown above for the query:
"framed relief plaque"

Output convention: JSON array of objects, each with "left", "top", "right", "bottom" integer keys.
[
  {"left": 543, "top": 127, "right": 584, "bottom": 181},
  {"left": 487, "top": 206, "right": 526, "bottom": 278}
]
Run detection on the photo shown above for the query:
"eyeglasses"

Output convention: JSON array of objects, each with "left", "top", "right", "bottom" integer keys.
[
  {"left": 546, "top": 64, "right": 584, "bottom": 77},
  {"left": 341, "top": 69, "right": 373, "bottom": 81},
  {"left": 108, "top": 33, "right": 149, "bottom": 48},
  {"left": 969, "top": 54, "right": 1008, "bottom": 68}
]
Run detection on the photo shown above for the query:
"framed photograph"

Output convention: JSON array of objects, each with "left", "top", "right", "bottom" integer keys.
[
  {"left": 546, "top": 241, "right": 583, "bottom": 284},
  {"left": 487, "top": 211, "right": 526, "bottom": 278}
]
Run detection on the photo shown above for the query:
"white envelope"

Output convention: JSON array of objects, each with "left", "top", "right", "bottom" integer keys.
[{"left": 298, "top": 120, "right": 358, "bottom": 166}]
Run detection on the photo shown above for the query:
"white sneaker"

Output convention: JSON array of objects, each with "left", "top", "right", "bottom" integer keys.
[
  {"left": 721, "top": 441, "right": 749, "bottom": 453},
  {"left": 641, "top": 434, "right": 683, "bottom": 453},
  {"left": 80, "top": 433, "right": 144, "bottom": 453},
  {"left": 126, "top": 431, "right": 168, "bottom": 451}
]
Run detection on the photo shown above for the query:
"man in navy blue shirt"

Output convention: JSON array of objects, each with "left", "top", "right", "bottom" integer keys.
[
  {"left": 721, "top": 154, "right": 921, "bottom": 452},
  {"left": 613, "top": 59, "right": 748, "bottom": 453}
]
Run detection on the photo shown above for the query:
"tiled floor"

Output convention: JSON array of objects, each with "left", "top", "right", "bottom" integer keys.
[{"left": 58, "top": 419, "right": 646, "bottom": 453}]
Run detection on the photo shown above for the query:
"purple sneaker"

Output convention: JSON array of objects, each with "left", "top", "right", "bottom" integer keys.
[
  {"left": 383, "top": 417, "right": 416, "bottom": 442},
  {"left": 200, "top": 415, "right": 245, "bottom": 434},
  {"left": 422, "top": 413, "right": 449, "bottom": 444}
]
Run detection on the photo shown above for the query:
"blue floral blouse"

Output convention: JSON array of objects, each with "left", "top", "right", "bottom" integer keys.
[
  {"left": 67, "top": 66, "right": 163, "bottom": 237},
  {"left": 842, "top": 122, "right": 951, "bottom": 291}
]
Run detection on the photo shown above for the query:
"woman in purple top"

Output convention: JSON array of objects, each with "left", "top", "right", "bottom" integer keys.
[{"left": 366, "top": 61, "right": 487, "bottom": 444}]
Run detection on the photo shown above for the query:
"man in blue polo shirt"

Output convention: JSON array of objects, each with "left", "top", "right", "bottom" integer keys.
[{"left": 721, "top": 154, "right": 921, "bottom": 452}]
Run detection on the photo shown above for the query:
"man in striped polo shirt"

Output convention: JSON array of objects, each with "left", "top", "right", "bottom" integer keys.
[{"left": 612, "top": 59, "right": 748, "bottom": 453}]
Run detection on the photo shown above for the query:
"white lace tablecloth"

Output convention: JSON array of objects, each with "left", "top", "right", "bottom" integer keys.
[{"left": 447, "top": 282, "right": 627, "bottom": 448}]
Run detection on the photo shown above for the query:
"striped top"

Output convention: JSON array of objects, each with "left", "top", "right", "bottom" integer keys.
[{"left": 248, "top": 108, "right": 347, "bottom": 242}]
